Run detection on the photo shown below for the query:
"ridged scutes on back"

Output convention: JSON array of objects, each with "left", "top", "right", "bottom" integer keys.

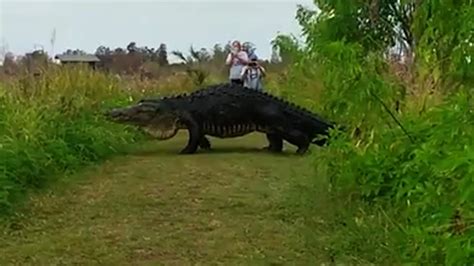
[
  {"left": 232, "top": 84, "right": 333, "bottom": 126},
  {"left": 138, "top": 82, "right": 334, "bottom": 128}
]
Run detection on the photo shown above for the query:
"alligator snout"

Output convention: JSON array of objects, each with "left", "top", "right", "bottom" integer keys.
[{"left": 104, "top": 108, "right": 124, "bottom": 120}]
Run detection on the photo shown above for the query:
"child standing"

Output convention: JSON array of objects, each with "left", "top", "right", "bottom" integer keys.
[{"left": 241, "top": 59, "right": 266, "bottom": 91}]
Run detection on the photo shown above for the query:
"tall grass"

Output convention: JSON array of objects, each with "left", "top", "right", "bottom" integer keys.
[
  {"left": 0, "top": 66, "right": 151, "bottom": 215},
  {"left": 0, "top": 58, "right": 270, "bottom": 216},
  {"left": 273, "top": 1, "right": 473, "bottom": 264},
  {"left": 278, "top": 50, "right": 473, "bottom": 264}
]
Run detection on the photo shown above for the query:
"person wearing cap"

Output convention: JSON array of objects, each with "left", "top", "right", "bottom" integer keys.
[
  {"left": 225, "top": 40, "right": 249, "bottom": 86},
  {"left": 240, "top": 57, "right": 266, "bottom": 91}
]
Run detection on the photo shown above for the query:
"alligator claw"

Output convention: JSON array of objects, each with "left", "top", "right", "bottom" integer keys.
[
  {"left": 199, "top": 143, "right": 211, "bottom": 150},
  {"left": 296, "top": 146, "right": 310, "bottom": 155}
]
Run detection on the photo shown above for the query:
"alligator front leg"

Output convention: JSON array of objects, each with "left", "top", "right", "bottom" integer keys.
[
  {"left": 282, "top": 129, "right": 311, "bottom": 155},
  {"left": 198, "top": 136, "right": 211, "bottom": 150},
  {"left": 179, "top": 114, "right": 201, "bottom": 154}
]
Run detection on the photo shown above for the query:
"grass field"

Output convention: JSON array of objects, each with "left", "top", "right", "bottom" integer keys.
[{"left": 0, "top": 132, "right": 333, "bottom": 265}]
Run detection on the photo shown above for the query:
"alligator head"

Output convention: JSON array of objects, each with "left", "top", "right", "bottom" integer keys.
[{"left": 105, "top": 99, "right": 180, "bottom": 140}]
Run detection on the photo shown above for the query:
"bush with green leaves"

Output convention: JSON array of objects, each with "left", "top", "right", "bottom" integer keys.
[
  {"left": 315, "top": 90, "right": 474, "bottom": 264},
  {"left": 272, "top": 0, "right": 473, "bottom": 264},
  {"left": 0, "top": 66, "right": 144, "bottom": 215}
]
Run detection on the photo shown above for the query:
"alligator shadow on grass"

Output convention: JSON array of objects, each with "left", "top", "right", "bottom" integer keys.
[
  {"left": 125, "top": 133, "right": 308, "bottom": 157},
  {"left": 126, "top": 145, "right": 301, "bottom": 157}
]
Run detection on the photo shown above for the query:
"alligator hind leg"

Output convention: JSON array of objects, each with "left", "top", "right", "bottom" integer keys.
[
  {"left": 263, "top": 133, "right": 283, "bottom": 153},
  {"left": 281, "top": 129, "right": 311, "bottom": 155},
  {"left": 295, "top": 141, "right": 310, "bottom": 155},
  {"left": 256, "top": 105, "right": 307, "bottom": 154},
  {"left": 199, "top": 136, "right": 211, "bottom": 150}
]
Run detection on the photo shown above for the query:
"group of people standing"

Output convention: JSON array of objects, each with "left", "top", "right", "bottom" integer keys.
[{"left": 225, "top": 40, "right": 266, "bottom": 91}]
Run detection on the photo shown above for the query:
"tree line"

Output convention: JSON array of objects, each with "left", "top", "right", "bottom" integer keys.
[{"left": 1, "top": 40, "right": 288, "bottom": 80}]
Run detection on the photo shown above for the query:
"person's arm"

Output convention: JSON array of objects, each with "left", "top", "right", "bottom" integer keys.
[
  {"left": 225, "top": 53, "right": 233, "bottom": 65},
  {"left": 259, "top": 65, "right": 266, "bottom": 77},
  {"left": 240, "top": 66, "right": 248, "bottom": 78}
]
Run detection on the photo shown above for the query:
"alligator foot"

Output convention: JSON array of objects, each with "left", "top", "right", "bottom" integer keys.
[
  {"left": 296, "top": 145, "right": 310, "bottom": 155},
  {"left": 179, "top": 116, "right": 200, "bottom": 154},
  {"left": 179, "top": 147, "right": 197, "bottom": 154},
  {"left": 264, "top": 133, "right": 283, "bottom": 153},
  {"left": 279, "top": 129, "right": 311, "bottom": 155},
  {"left": 179, "top": 134, "right": 200, "bottom": 154},
  {"left": 198, "top": 136, "right": 211, "bottom": 150}
]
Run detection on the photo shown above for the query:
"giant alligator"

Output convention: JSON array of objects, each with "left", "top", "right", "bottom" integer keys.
[{"left": 105, "top": 83, "right": 338, "bottom": 155}]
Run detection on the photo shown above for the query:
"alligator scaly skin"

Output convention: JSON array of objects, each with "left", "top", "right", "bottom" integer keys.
[{"left": 137, "top": 83, "right": 337, "bottom": 154}]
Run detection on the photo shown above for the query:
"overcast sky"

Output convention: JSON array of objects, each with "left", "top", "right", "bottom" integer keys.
[{"left": 0, "top": 0, "right": 316, "bottom": 62}]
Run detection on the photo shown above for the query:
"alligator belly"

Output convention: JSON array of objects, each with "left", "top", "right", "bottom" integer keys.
[{"left": 202, "top": 123, "right": 260, "bottom": 138}]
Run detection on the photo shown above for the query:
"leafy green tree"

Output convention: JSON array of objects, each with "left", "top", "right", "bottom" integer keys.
[{"left": 275, "top": 1, "right": 473, "bottom": 264}]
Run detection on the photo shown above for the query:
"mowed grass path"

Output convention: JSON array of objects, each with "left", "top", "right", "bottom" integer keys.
[{"left": 1, "top": 132, "right": 326, "bottom": 265}]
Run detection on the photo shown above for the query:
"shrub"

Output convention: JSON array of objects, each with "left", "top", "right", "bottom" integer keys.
[
  {"left": 274, "top": 1, "right": 473, "bottom": 264},
  {"left": 0, "top": 66, "right": 145, "bottom": 215}
]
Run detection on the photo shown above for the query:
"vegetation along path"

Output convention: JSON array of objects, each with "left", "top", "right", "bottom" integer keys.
[{"left": 1, "top": 132, "right": 328, "bottom": 265}]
